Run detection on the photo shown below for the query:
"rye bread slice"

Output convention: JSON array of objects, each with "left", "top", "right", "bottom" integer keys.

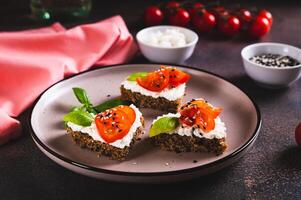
[
  {"left": 120, "top": 85, "right": 182, "bottom": 113},
  {"left": 151, "top": 133, "right": 227, "bottom": 155},
  {"left": 66, "top": 117, "right": 144, "bottom": 161}
]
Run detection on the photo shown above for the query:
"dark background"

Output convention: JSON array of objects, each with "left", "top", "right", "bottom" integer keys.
[{"left": 0, "top": 0, "right": 301, "bottom": 200}]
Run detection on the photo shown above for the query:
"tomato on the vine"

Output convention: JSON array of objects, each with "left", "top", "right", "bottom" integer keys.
[
  {"left": 193, "top": 10, "right": 216, "bottom": 33},
  {"left": 258, "top": 10, "right": 273, "bottom": 25},
  {"left": 187, "top": 2, "right": 204, "bottom": 18},
  {"left": 168, "top": 8, "right": 190, "bottom": 27},
  {"left": 166, "top": 1, "right": 180, "bottom": 10},
  {"left": 235, "top": 9, "right": 252, "bottom": 27},
  {"left": 249, "top": 16, "right": 270, "bottom": 38},
  {"left": 144, "top": 6, "right": 164, "bottom": 26},
  {"left": 211, "top": 6, "right": 229, "bottom": 23},
  {"left": 218, "top": 16, "right": 241, "bottom": 36}
]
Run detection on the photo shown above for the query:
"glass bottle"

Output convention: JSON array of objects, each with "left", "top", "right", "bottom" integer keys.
[{"left": 30, "top": 0, "right": 92, "bottom": 20}]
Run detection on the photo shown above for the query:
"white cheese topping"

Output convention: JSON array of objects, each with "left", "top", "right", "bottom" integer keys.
[
  {"left": 152, "top": 113, "right": 226, "bottom": 139},
  {"left": 121, "top": 80, "right": 185, "bottom": 101},
  {"left": 145, "top": 29, "right": 187, "bottom": 48},
  {"left": 67, "top": 104, "right": 143, "bottom": 149}
]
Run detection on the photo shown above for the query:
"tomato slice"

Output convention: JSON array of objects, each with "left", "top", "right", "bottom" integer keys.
[
  {"left": 95, "top": 106, "right": 136, "bottom": 143},
  {"left": 179, "top": 99, "right": 221, "bottom": 133},
  {"left": 117, "top": 105, "right": 136, "bottom": 124},
  {"left": 137, "top": 68, "right": 169, "bottom": 92},
  {"left": 161, "top": 66, "right": 190, "bottom": 87},
  {"left": 190, "top": 99, "right": 221, "bottom": 118},
  {"left": 179, "top": 105, "right": 199, "bottom": 126},
  {"left": 195, "top": 112, "right": 215, "bottom": 132}
]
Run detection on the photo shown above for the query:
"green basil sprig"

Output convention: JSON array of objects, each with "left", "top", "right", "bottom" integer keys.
[
  {"left": 72, "top": 87, "right": 97, "bottom": 114},
  {"left": 63, "top": 108, "right": 94, "bottom": 126},
  {"left": 63, "top": 87, "right": 131, "bottom": 127},
  {"left": 127, "top": 72, "right": 147, "bottom": 81},
  {"left": 94, "top": 99, "right": 130, "bottom": 113},
  {"left": 149, "top": 117, "right": 179, "bottom": 137}
]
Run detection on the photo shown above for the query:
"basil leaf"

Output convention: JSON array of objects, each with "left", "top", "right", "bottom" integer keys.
[
  {"left": 63, "top": 110, "right": 94, "bottom": 126},
  {"left": 149, "top": 117, "right": 179, "bottom": 137},
  {"left": 72, "top": 87, "right": 91, "bottom": 105},
  {"left": 127, "top": 72, "right": 147, "bottom": 81},
  {"left": 72, "top": 87, "right": 97, "bottom": 114},
  {"left": 70, "top": 106, "right": 84, "bottom": 112},
  {"left": 94, "top": 99, "right": 131, "bottom": 113}
]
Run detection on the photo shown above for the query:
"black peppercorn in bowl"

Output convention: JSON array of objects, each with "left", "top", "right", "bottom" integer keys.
[{"left": 241, "top": 42, "right": 301, "bottom": 88}]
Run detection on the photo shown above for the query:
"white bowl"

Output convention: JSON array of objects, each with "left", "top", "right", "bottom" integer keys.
[
  {"left": 241, "top": 42, "right": 301, "bottom": 88},
  {"left": 136, "top": 25, "right": 198, "bottom": 63}
]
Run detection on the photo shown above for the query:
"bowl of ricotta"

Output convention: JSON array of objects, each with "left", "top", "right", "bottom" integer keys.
[{"left": 136, "top": 25, "right": 198, "bottom": 63}]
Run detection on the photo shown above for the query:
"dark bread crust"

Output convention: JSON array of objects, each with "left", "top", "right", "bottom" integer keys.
[
  {"left": 120, "top": 85, "right": 182, "bottom": 113},
  {"left": 151, "top": 133, "right": 227, "bottom": 155},
  {"left": 66, "top": 118, "right": 144, "bottom": 161}
]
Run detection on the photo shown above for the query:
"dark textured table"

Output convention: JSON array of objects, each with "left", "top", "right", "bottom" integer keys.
[{"left": 1, "top": 1, "right": 301, "bottom": 199}]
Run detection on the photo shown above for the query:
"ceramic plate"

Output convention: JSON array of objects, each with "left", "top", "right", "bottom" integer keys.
[{"left": 30, "top": 64, "right": 261, "bottom": 183}]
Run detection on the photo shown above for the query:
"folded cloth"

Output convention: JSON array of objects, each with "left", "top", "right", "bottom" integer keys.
[{"left": 0, "top": 15, "right": 138, "bottom": 145}]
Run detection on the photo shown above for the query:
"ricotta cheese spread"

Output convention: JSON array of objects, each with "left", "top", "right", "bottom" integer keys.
[
  {"left": 145, "top": 28, "right": 187, "bottom": 48},
  {"left": 152, "top": 113, "right": 226, "bottom": 139},
  {"left": 67, "top": 104, "right": 143, "bottom": 149},
  {"left": 121, "top": 80, "right": 185, "bottom": 101}
]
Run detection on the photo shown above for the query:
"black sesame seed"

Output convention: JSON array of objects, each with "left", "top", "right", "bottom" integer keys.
[{"left": 249, "top": 53, "right": 300, "bottom": 67}]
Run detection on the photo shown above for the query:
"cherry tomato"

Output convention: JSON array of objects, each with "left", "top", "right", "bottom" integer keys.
[
  {"left": 168, "top": 8, "right": 190, "bottom": 27},
  {"left": 180, "top": 99, "right": 221, "bottom": 133},
  {"left": 295, "top": 122, "right": 301, "bottom": 147},
  {"left": 249, "top": 16, "right": 270, "bottom": 38},
  {"left": 258, "top": 10, "right": 273, "bottom": 25},
  {"left": 218, "top": 16, "right": 241, "bottom": 36},
  {"left": 144, "top": 6, "right": 164, "bottom": 26},
  {"left": 212, "top": 6, "right": 227, "bottom": 14},
  {"left": 137, "top": 68, "right": 170, "bottom": 92},
  {"left": 95, "top": 106, "right": 136, "bottom": 143},
  {"left": 235, "top": 9, "right": 252, "bottom": 27},
  {"left": 190, "top": 100, "right": 222, "bottom": 118},
  {"left": 195, "top": 112, "right": 215, "bottom": 132},
  {"left": 161, "top": 66, "right": 190, "bottom": 87},
  {"left": 166, "top": 1, "right": 180, "bottom": 10},
  {"left": 187, "top": 2, "right": 204, "bottom": 18},
  {"left": 211, "top": 6, "right": 229, "bottom": 23},
  {"left": 193, "top": 10, "right": 216, "bottom": 33},
  {"left": 180, "top": 105, "right": 199, "bottom": 126}
]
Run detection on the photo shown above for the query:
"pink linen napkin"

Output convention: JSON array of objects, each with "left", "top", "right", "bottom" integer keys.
[{"left": 0, "top": 15, "right": 138, "bottom": 145}]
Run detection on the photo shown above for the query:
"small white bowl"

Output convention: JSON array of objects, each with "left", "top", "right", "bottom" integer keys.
[
  {"left": 241, "top": 42, "right": 301, "bottom": 88},
  {"left": 136, "top": 25, "right": 198, "bottom": 63}
]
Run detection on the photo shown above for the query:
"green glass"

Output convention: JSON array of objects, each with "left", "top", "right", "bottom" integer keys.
[{"left": 30, "top": 0, "right": 92, "bottom": 20}]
